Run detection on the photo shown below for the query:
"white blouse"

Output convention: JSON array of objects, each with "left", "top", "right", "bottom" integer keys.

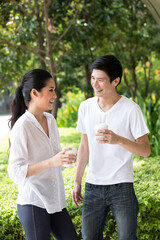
[{"left": 8, "top": 110, "right": 66, "bottom": 214}]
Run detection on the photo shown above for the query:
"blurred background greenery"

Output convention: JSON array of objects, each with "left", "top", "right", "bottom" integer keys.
[
  {"left": 0, "top": 0, "right": 159, "bottom": 155},
  {"left": 0, "top": 1, "right": 160, "bottom": 239}
]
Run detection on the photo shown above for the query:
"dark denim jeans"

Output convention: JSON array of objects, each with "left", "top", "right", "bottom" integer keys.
[
  {"left": 82, "top": 182, "right": 139, "bottom": 240},
  {"left": 17, "top": 205, "right": 79, "bottom": 240}
]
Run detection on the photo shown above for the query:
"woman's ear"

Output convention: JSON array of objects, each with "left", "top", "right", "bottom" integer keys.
[{"left": 30, "top": 88, "right": 39, "bottom": 98}]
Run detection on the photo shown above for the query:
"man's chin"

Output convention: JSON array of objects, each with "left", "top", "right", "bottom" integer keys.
[{"left": 95, "top": 91, "right": 103, "bottom": 96}]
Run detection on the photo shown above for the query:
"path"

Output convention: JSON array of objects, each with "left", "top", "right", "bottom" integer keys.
[{"left": 0, "top": 115, "right": 11, "bottom": 140}]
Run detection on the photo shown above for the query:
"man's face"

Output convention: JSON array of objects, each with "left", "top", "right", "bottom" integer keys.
[{"left": 91, "top": 69, "right": 117, "bottom": 98}]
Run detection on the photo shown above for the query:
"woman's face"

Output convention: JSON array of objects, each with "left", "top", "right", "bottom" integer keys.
[{"left": 36, "top": 78, "right": 57, "bottom": 111}]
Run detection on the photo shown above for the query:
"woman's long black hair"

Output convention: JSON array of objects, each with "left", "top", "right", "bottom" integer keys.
[{"left": 9, "top": 69, "right": 52, "bottom": 129}]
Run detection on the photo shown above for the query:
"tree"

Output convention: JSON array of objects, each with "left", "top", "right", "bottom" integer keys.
[
  {"left": 95, "top": 0, "right": 160, "bottom": 98},
  {"left": 0, "top": 0, "right": 83, "bottom": 117}
]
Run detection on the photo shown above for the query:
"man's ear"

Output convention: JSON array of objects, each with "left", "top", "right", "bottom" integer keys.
[{"left": 113, "top": 77, "right": 120, "bottom": 87}]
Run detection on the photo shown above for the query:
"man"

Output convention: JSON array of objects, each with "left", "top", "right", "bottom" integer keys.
[{"left": 72, "top": 55, "right": 150, "bottom": 240}]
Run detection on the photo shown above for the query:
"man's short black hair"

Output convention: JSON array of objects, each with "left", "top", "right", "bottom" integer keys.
[{"left": 90, "top": 55, "right": 123, "bottom": 85}]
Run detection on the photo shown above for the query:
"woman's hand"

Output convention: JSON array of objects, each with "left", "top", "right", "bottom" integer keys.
[{"left": 49, "top": 148, "right": 76, "bottom": 167}]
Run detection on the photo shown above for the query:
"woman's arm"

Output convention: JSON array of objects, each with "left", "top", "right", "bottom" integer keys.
[{"left": 26, "top": 148, "right": 75, "bottom": 177}]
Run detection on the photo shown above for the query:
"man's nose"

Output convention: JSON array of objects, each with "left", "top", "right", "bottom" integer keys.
[{"left": 93, "top": 79, "right": 99, "bottom": 87}]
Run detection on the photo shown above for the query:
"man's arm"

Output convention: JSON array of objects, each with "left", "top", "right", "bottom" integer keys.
[
  {"left": 97, "top": 130, "right": 151, "bottom": 158},
  {"left": 72, "top": 133, "right": 89, "bottom": 206},
  {"left": 118, "top": 134, "right": 151, "bottom": 158}
]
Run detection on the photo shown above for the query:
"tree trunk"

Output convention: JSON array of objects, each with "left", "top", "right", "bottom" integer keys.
[
  {"left": 123, "top": 72, "right": 134, "bottom": 99},
  {"left": 131, "top": 57, "right": 137, "bottom": 99},
  {"left": 84, "top": 64, "right": 93, "bottom": 98},
  {"left": 36, "top": 3, "right": 46, "bottom": 70},
  {"left": 44, "top": 0, "right": 59, "bottom": 118}
]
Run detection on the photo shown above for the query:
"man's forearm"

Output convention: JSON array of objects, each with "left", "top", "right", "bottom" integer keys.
[
  {"left": 74, "top": 145, "right": 89, "bottom": 185},
  {"left": 118, "top": 135, "right": 150, "bottom": 158}
]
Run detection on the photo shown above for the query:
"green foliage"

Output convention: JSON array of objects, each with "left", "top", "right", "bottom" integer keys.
[
  {"left": 59, "top": 127, "right": 81, "bottom": 150},
  {"left": 135, "top": 91, "right": 160, "bottom": 156},
  {"left": 134, "top": 156, "right": 160, "bottom": 240},
  {"left": 57, "top": 89, "right": 85, "bottom": 127},
  {"left": 0, "top": 143, "right": 24, "bottom": 240},
  {"left": 1, "top": 0, "right": 159, "bottom": 101},
  {"left": 0, "top": 129, "right": 159, "bottom": 240}
]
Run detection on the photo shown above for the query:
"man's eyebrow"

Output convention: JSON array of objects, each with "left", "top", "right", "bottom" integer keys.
[{"left": 91, "top": 76, "right": 105, "bottom": 80}]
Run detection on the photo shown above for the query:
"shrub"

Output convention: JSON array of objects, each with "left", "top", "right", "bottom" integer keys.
[
  {"left": 0, "top": 130, "right": 159, "bottom": 240},
  {"left": 57, "top": 89, "right": 85, "bottom": 128},
  {"left": 135, "top": 91, "right": 160, "bottom": 156}
]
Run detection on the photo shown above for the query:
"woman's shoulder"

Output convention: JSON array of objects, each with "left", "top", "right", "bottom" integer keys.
[
  {"left": 10, "top": 113, "right": 29, "bottom": 139},
  {"left": 12, "top": 113, "right": 29, "bottom": 129},
  {"left": 44, "top": 111, "right": 55, "bottom": 121}
]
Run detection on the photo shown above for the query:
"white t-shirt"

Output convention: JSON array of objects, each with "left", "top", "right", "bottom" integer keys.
[
  {"left": 77, "top": 96, "right": 149, "bottom": 185},
  {"left": 8, "top": 110, "right": 66, "bottom": 214}
]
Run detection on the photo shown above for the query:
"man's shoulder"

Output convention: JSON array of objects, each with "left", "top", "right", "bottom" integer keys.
[
  {"left": 121, "top": 95, "right": 139, "bottom": 109},
  {"left": 80, "top": 96, "right": 97, "bottom": 107}
]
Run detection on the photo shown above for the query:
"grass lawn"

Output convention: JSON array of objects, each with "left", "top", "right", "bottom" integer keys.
[{"left": 0, "top": 128, "right": 160, "bottom": 240}]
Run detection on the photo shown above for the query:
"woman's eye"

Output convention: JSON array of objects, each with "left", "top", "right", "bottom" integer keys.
[{"left": 49, "top": 89, "right": 54, "bottom": 92}]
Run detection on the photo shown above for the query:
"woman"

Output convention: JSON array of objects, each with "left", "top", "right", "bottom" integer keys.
[{"left": 8, "top": 69, "right": 79, "bottom": 240}]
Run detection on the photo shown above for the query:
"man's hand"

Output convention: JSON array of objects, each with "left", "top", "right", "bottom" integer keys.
[
  {"left": 72, "top": 183, "right": 83, "bottom": 207},
  {"left": 96, "top": 129, "right": 119, "bottom": 144}
]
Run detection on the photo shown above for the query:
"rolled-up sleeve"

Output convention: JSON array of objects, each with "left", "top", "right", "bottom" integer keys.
[{"left": 8, "top": 126, "right": 28, "bottom": 185}]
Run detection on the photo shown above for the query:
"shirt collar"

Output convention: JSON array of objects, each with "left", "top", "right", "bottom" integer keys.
[{"left": 25, "top": 110, "right": 49, "bottom": 137}]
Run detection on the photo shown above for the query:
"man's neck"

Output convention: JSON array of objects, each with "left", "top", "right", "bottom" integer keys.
[{"left": 98, "top": 93, "right": 121, "bottom": 112}]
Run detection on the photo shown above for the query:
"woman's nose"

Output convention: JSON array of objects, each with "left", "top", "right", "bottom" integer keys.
[{"left": 53, "top": 91, "right": 57, "bottom": 99}]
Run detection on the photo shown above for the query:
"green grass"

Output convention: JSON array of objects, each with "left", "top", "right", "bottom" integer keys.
[{"left": 0, "top": 128, "right": 160, "bottom": 240}]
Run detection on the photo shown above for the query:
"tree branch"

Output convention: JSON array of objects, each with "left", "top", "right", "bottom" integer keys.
[
  {"left": 12, "top": 1, "right": 28, "bottom": 15},
  {"left": 46, "top": 0, "right": 52, "bottom": 8},
  {"left": 55, "top": 42, "right": 66, "bottom": 71},
  {"left": 123, "top": 72, "right": 134, "bottom": 99},
  {"left": 53, "top": 5, "right": 80, "bottom": 50},
  {"left": 0, "top": 39, "right": 48, "bottom": 64}
]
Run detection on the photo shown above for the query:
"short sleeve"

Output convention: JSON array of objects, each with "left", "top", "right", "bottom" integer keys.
[
  {"left": 129, "top": 104, "right": 149, "bottom": 140},
  {"left": 8, "top": 125, "right": 28, "bottom": 185},
  {"left": 76, "top": 102, "right": 87, "bottom": 134}
]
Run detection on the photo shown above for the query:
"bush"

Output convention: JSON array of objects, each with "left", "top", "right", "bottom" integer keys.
[
  {"left": 57, "top": 89, "right": 85, "bottom": 128},
  {"left": 0, "top": 130, "right": 159, "bottom": 240},
  {"left": 135, "top": 91, "right": 160, "bottom": 156}
]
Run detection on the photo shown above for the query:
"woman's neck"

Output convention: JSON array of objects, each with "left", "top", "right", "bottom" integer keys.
[{"left": 28, "top": 105, "right": 44, "bottom": 123}]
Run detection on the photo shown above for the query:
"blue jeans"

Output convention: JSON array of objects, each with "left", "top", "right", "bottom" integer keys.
[
  {"left": 82, "top": 183, "right": 139, "bottom": 240},
  {"left": 17, "top": 205, "right": 79, "bottom": 240}
]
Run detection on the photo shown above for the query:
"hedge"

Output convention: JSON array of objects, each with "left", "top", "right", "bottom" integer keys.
[{"left": 0, "top": 129, "right": 159, "bottom": 239}]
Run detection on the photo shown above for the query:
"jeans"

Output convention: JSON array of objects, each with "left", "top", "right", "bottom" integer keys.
[
  {"left": 82, "top": 182, "right": 139, "bottom": 240},
  {"left": 17, "top": 205, "right": 79, "bottom": 240}
]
